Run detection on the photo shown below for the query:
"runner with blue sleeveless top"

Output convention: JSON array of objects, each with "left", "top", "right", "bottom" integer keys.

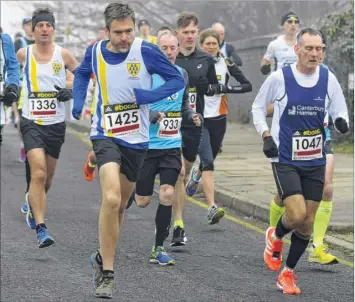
[
  {"left": 266, "top": 31, "right": 340, "bottom": 265},
  {"left": 252, "top": 28, "right": 349, "bottom": 295},
  {"left": 133, "top": 32, "right": 201, "bottom": 265}
]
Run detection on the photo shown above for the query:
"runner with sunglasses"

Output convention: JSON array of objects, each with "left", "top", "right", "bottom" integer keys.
[{"left": 261, "top": 12, "right": 299, "bottom": 75}]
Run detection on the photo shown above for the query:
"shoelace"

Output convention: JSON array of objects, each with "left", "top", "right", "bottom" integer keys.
[
  {"left": 100, "top": 276, "right": 114, "bottom": 288},
  {"left": 321, "top": 244, "right": 329, "bottom": 252},
  {"left": 283, "top": 271, "right": 298, "bottom": 287},
  {"left": 37, "top": 228, "right": 48, "bottom": 241}
]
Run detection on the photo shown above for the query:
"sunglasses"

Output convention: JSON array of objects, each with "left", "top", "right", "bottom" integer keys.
[{"left": 287, "top": 20, "right": 299, "bottom": 24}]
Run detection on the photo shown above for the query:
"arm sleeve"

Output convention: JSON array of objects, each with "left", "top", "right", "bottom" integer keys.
[
  {"left": 327, "top": 73, "right": 349, "bottom": 128},
  {"left": 227, "top": 44, "right": 243, "bottom": 67},
  {"left": 14, "top": 40, "right": 22, "bottom": 54},
  {"left": 252, "top": 72, "right": 280, "bottom": 136},
  {"left": 180, "top": 69, "right": 194, "bottom": 121},
  {"left": 3, "top": 34, "right": 20, "bottom": 87},
  {"left": 134, "top": 42, "right": 185, "bottom": 105},
  {"left": 72, "top": 45, "right": 94, "bottom": 119},
  {"left": 263, "top": 41, "right": 274, "bottom": 62},
  {"left": 227, "top": 63, "right": 252, "bottom": 92}
]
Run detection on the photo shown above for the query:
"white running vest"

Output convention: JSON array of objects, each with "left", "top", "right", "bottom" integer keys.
[
  {"left": 91, "top": 38, "right": 152, "bottom": 145},
  {"left": 0, "top": 37, "right": 5, "bottom": 125},
  {"left": 204, "top": 57, "right": 229, "bottom": 118},
  {"left": 21, "top": 45, "right": 66, "bottom": 125}
]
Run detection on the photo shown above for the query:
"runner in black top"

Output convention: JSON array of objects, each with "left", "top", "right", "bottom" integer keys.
[{"left": 170, "top": 12, "right": 224, "bottom": 247}]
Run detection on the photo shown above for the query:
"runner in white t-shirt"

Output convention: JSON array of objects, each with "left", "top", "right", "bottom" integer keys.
[{"left": 261, "top": 12, "right": 299, "bottom": 75}]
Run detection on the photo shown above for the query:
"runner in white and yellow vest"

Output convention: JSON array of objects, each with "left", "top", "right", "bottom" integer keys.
[
  {"left": 16, "top": 7, "right": 79, "bottom": 248},
  {"left": 72, "top": 3, "right": 185, "bottom": 299}
]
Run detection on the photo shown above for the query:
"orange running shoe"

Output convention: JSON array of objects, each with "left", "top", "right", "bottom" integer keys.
[
  {"left": 83, "top": 154, "right": 96, "bottom": 181},
  {"left": 276, "top": 269, "right": 301, "bottom": 295},
  {"left": 264, "top": 227, "right": 283, "bottom": 271}
]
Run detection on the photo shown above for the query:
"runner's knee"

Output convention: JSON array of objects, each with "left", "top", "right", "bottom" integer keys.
[
  {"left": 31, "top": 168, "right": 46, "bottom": 183},
  {"left": 200, "top": 160, "right": 214, "bottom": 172},
  {"left": 160, "top": 185, "right": 174, "bottom": 205},
  {"left": 135, "top": 195, "right": 152, "bottom": 208},
  {"left": 322, "top": 183, "right": 333, "bottom": 201},
  {"left": 102, "top": 190, "right": 121, "bottom": 210}
]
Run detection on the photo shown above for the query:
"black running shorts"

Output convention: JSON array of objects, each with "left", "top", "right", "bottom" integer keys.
[
  {"left": 92, "top": 139, "right": 147, "bottom": 183},
  {"left": 136, "top": 148, "right": 182, "bottom": 196},
  {"left": 181, "top": 126, "right": 202, "bottom": 163},
  {"left": 271, "top": 162, "right": 326, "bottom": 202},
  {"left": 20, "top": 117, "right": 66, "bottom": 159}
]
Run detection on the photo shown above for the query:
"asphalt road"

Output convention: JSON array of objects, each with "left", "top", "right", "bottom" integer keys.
[{"left": 1, "top": 126, "right": 353, "bottom": 302}]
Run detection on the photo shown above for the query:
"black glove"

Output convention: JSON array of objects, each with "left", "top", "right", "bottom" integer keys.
[
  {"left": 149, "top": 110, "right": 161, "bottom": 124},
  {"left": 261, "top": 65, "right": 271, "bottom": 75},
  {"left": 195, "top": 76, "right": 209, "bottom": 94},
  {"left": 327, "top": 117, "right": 334, "bottom": 130},
  {"left": 263, "top": 136, "right": 278, "bottom": 158},
  {"left": 334, "top": 117, "right": 349, "bottom": 134},
  {"left": 214, "top": 83, "right": 228, "bottom": 94},
  {"left": 54, "top": 85, "right": 73, "bottom": 102},
  {"left": 2, "top": 84, "right": 19, "bottom": 106}
]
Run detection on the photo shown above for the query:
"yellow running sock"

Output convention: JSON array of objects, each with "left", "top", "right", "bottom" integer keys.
[
  {"left": 269, "top": 199, "right": 285, "bottom": 227},
  {"left": 313, "top": 200, "right": 333, "bottom": 246},
  {"left": 174, "top": 220, "right": 184, "bottom": 229},
  {"left": 88, "top": 161, "right": 96, "bottom": 168}
]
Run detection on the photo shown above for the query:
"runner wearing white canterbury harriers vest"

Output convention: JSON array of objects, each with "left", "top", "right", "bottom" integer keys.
[
  {"left": 261, "top": 12, "right": 299, "bottom": 75},
  {"left": 21, "top": 44, "right": 66, "bottom": 125}
]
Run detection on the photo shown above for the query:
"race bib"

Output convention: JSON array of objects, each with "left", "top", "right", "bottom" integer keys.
[
  {"left": 29, "top": 91, "right": 57, "bottom": 120},
  {"left": 103, "top": 103, "right": 140, "bottom": 138},
  {"left": 188, "top": 87, "right": 197, "bottom": 112},
  {"left": 292, "top": 129, "right": 323, "bottom": 160},
  {"left": 157, "top": 112, "right": 182, "bottom": 139}
]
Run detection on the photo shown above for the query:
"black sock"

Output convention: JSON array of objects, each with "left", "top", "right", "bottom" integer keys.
[
  {"left": 96, "top": 251, "right": 103, "bottom": 265},
  {"left": 103, "top": 270, "right": 114, "bottom": 277},
  {"left": 275, "top": 215, "right": 292, "bottom": 239},
  {"left": 25, "top": 158, "right": 31, "bottom": 193},
  {"left": 155, "top": 203, "right": 172, "bottom": 248},
  {"left": 286, "top": 232, "right": 310, "bottom": 269},
  {"left": 36, "top": 223, "right": 46, "bottom": 232}
]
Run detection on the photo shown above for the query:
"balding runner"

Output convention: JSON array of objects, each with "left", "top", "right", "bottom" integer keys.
[
  {"left": 133, "top": 32, "right": 201, "bottom": 265},
  {"left": 211, "top": 22, "right": 243, "bottom": 67},
  {"left": 252, "top": 28, "right": 349, "bottom": 295}
]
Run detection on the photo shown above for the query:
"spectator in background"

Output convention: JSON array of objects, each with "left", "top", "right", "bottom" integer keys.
[
  {"left": 211, "top": 22, "right": 243, "bottom": 66},
  {"left": 138, "top": 19, "right": 157, "bottom": 44},
  {"left": 14, "top": 18, "right": 34, "bottom": 53},
  {"left": 14, "top": 32, "right": 23, "bottom": 42}
]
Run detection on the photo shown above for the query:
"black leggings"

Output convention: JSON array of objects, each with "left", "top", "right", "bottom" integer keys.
[
  {"left": 199, "top": 116, "right": 227, "bottom": 172},
  {"left": 25, "top": 158, "right": 31, "bottom": 193}
]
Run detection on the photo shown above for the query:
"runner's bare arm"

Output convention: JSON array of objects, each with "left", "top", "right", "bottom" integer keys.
[
  {"left": 62, "top": 48, "right": 79, "bottom": 73},
  {"left": 16, "top": 48, "right": 26, "bottom": 65}
]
